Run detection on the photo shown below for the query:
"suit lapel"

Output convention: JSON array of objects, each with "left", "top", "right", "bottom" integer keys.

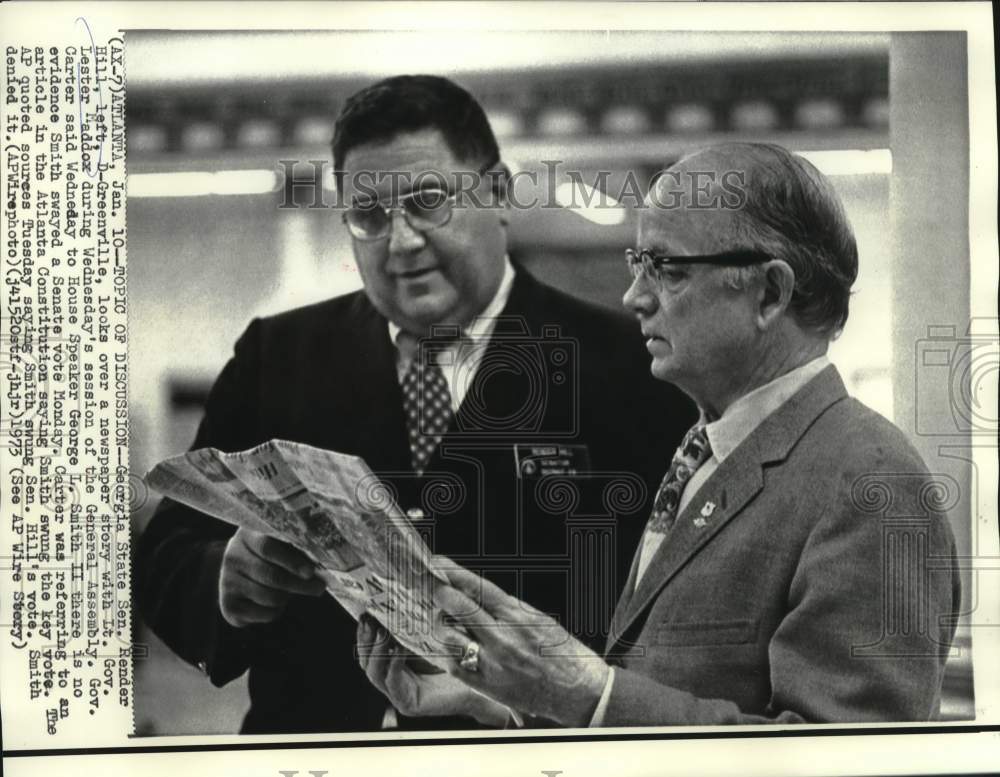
[
  {"left": 449, "top": 268, "right": 549, "bottom": 435},
  {"left": 606, "top": 365, "right": 850, "bottom": 652},
  {"left": 324, "top": 294, "right": 411, "bottom": 471},
  {"left": 613, "top": 450, "right": 765, "bottom": 641}
]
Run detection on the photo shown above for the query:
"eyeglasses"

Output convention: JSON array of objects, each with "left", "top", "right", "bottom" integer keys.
[
  {"left": 342, "top": 158, "right": 502, "bottom": 242},
  {"left": 342, "top": 188, "right": 458, "bottom": 242},
  {"left": 625, "top": 248, "right": 771, "bottom": 287}
]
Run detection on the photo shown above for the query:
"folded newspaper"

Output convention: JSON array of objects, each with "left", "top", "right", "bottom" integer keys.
[{"left": 145, "top": 439, "right": 458, "bottom": 665}]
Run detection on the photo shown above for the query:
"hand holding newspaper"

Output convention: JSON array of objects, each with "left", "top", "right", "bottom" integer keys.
[
  {"left": 145, "top": 440, "right": 458, "bottom": 666},
  {"left": 147, "top": 440, "right": 526, "bottom": 726}
]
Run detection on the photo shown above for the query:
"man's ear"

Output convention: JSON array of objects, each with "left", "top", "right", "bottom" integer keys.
[{"left": 758, "top": 260, "right": 795, "bottom": 329}]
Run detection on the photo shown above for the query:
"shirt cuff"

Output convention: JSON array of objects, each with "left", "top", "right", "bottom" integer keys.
[{"left": 588, "top": 666, "right": 616, "bottom": 727}]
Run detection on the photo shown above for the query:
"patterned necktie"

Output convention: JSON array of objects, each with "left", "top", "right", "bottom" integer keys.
[
  {"left": 647, "top": 423, "right": 713, "bottom": 534},
  {"left": 399, "top": 336, "right": 454, "bottom": 476}
]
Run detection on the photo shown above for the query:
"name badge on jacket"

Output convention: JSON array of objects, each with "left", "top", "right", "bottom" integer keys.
[{"left": 514, "top": 444, "right": 591, "bottom": 478}]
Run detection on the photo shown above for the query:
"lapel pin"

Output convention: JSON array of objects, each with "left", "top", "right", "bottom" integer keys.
[{"left": 694, "top": 501, "right": 716, "bottom": 528}]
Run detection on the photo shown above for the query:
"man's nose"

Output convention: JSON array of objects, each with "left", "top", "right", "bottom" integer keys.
[
  {"left": 622, "top": 274, "right": 657, "bottom": 315},
  {"left": 387, "top": 210, "right": 426, "bottom": 254}
]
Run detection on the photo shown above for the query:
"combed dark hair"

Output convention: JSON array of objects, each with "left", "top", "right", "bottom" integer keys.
[
  {"left": 332, "top": 75, "right": 500, "bottom": 174},
  {"left": 696, "top": 142, "right": 859, "bottom": 335}
]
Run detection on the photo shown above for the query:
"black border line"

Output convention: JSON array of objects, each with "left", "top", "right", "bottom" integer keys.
[{"left": 4, "top": 723, "right": 999, "bottom": 758}]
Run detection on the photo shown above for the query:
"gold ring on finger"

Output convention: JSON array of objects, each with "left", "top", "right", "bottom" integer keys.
[{"left": 459, "top": 640, "right": 480, "bottom": 672}]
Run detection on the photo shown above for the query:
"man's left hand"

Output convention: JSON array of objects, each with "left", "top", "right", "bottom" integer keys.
[{"left": 433, "top": 561, "right": 609, "bottom": 727}]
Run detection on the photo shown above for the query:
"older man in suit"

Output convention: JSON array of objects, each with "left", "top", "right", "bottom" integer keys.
[
  {"left": 359, "top": 142, "right": 961, "bottom": 725},
  {"left": 135, "top": 75, "right": 694, "bottom": 733}
]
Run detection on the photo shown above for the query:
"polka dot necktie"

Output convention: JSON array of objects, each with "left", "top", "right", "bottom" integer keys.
[
  {"left": 400, "top": 338, "right": 454, "bottom": 476},
  {"left": 647, "top": 423, "right": 713, "bottom": 534}
]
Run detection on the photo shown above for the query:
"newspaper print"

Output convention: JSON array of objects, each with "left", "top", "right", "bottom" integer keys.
[{"left": 146, "top": 440, "right": 456, "bottom": 661}]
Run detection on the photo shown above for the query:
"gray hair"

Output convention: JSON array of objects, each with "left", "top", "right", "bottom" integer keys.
[{"left": 692, "top": 143, "right": 859, "bottom": 336}]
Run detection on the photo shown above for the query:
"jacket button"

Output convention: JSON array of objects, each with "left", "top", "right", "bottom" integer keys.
[{"left": 197, "top": 660, "right": 208, "bottom": 674}]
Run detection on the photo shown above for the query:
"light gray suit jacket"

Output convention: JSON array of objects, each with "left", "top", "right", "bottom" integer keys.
[{"left": 602, "top": 366, "right": 961, "bottom": 724}]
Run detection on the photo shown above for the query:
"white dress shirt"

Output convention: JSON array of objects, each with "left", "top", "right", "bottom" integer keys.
[
  {"left": 589, "top": 354, "right": 832, "bottom": 727},
  {"left": 387, "top": 256, "right": 516, "bottom": 412}
]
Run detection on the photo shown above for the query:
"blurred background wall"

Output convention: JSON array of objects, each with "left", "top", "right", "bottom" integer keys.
[{"left": 125, "top": 30, "right": 975, "bottom": 734}]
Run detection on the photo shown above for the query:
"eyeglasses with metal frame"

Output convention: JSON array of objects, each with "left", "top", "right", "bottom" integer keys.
[{"left": 342, "top": 159, "right": 502, "bottom": 242}]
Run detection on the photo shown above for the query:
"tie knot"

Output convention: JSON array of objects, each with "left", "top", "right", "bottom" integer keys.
[
  {"left": 397, "top": 327, "right": 467, "bottom": 369},
  {"left": 680, "top": 423, "right": 712, "bottom": 465}
]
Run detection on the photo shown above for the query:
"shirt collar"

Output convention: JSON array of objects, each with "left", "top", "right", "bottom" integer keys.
[
  {"left": 388, "top": 255, "right": 516, "bottom": 351},
  {"left": 703, "top": 355, "right": 831, "bottom": 463}
]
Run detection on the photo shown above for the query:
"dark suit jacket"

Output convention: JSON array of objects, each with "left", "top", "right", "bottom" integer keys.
[
  {"left": 135, "top": 267, "right": 696, "bottom": 733},
  {"left": 602, "top": 366, "right": 961, "bottom": 724}
]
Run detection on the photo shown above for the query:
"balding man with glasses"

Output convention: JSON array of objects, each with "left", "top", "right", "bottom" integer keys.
[
  {"left": 135, "top": 74, "right": 695, "bottom": 733},
  {"left": 358, "top": 142, "right": 961, "bottom": 726}
]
